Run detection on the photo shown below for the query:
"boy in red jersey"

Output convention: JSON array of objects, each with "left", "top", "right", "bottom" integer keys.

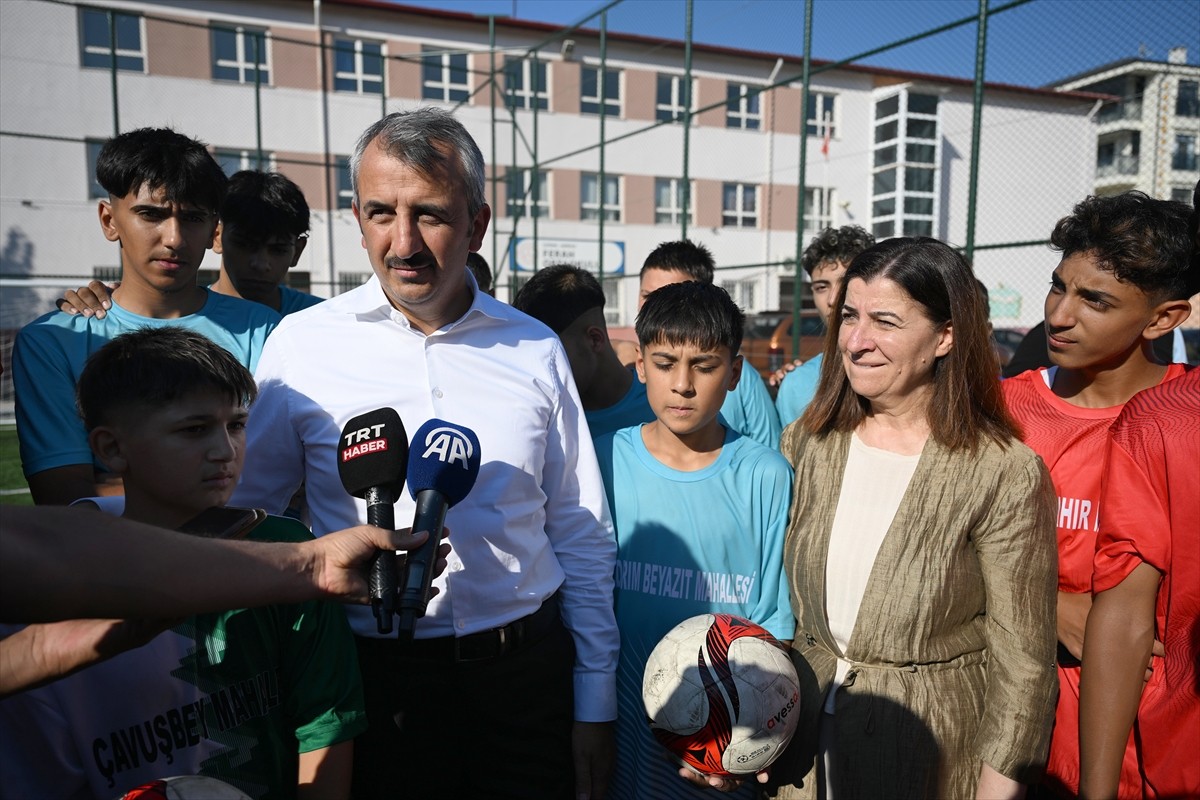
[{"left": 1002, "top": 190, "right": 1196, "bottom": 799}]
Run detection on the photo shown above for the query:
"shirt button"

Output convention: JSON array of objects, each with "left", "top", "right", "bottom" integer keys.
[
  {"left": 433, "top": 388, "right": 443, "bottom": 399},
  {"left": 457, "top": 621, "right": 466, "bottom": 630}
]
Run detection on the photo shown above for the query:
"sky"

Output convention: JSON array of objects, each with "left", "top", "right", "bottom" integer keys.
[{"left": 390, "top": 0, "right": 1199, "bottom": 88}]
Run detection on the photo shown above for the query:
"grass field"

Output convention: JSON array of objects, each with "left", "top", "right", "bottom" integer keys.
[{"left": 0, "top": 424, "right": 33, "bottom": 505}]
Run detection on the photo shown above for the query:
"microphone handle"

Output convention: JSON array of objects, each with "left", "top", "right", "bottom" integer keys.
[
  {"left": 364, "top": 486, "right": 398, "bottom": 635},
  {"left": 396, "top": 489, "right": 449, "bottom": 642}
]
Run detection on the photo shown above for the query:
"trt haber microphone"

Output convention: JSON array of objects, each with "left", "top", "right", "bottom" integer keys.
[
  {"left": 397, "top": 419, "right": 482, "bottom": 642},
  {"left": 337, "top": 408, "right": 408, "bottom": 635}
]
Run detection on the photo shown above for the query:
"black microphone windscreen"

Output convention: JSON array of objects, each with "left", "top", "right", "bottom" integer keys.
[
  {"left": 337, "top": 408, "right": 408, "bottom": 498},
  {"left": 406, "top": 419, "right": 481, "bottom": 506}
]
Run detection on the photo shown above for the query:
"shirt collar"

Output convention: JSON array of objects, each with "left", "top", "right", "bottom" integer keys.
[{"left": 342, "top": 269, "right": 507, "bottom": 331}]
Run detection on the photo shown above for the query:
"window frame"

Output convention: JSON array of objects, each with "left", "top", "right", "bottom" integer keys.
[
  {"left": 805, "top": 91, "right": 837, "bottom": 138},
  {"left": 580, "top": 65, "right": 621, "bottom": 117},
  {"left": 333, "top": 37, "right": 385, "bottom": 96},
  {"left": 721, "top": 182, "right": 758, "bottom": 228},
  {"left": 1176, "top": 80, "right": 1199, "bottom": 118},
  {"left": 211, "top": 24, "right": 271, "bottom": 85},
  {"left": 79, "top": 6, "right": 146, "bottom": 72},
  {"left": 1172, "top": 133, "right": 1198, "bottom": 171},
  {"left": 421, "top": 47, "right": 471, "bottom": 103},
  {"left": 725, "top": 82, "right": 762, "bottom": 130},
  {"left": 870, "top": 88, "right": 940, "bottom": 240},
  {"left": 335, "top": 156, "right": 355, "bottom": 210},
  {"left": 656, "top": 73, "right": 696, "bottom": 123},
  {"left": 504, "top": 57, "right": 548, "bottom": 111},
  {"left": 654, "top": 177, "right": 694, "bottom": 226},
  {"left": 802, "top": 187, "right": 833, "bottom": 234},
  {"left": 506, "top": 168, "right": 549, "bottom": 219},
  {"left": 581, "top": 173, "right": 621, "bottom": 222}
]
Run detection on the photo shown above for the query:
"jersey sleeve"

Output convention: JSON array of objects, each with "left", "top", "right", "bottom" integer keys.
[
  {"left": 1093, "top": 424, "right": 1170, "bottom": 594},
  {"left": 775, "top": 358, "right": 821, "bottom": 429},
  {"left": 12, "top": 322, "right": 95, "bottom": 477},
  {"left": 723, "top": 368, "right": 782, "bottom": 451},
  {"left": 749, "top": 452, "right": 796, "bottom": 642}
]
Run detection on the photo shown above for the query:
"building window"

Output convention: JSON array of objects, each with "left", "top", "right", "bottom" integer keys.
[
  {"left": 726, "top": 83, "right": 761, "bottom": 130},
  {"left": 212, "top": 26, "right": 269, "bottom": 84},
  {"left": 1173, "top": 134, "right": 1198, "bottom": 171},
  {"left": 337, "top": 272, "right": 370, "bottom": 294},
  {"left": 79, "top": 7, "right": 145, "bottom": 71},
  {"left": 803, "top": 187, "right": 833, "bottom": 234},
  {"left": 581, "top": 66, "right": 620, "bottom": 116},
  {"left": 504, "top": 57, "right": 548, "bottom": 110},
  {"left": 422, "top": 47, "right": 470, "bottom": 102},
  {"left": 871, "top": 89, "right": 939, "bottom": 239},
  {"left": 1171, "top": 187, "right": 1193, "bottom": 203},
  {"left": 721, "top": 278, "right": 758, "bottom": 311},
  {"left": 654, "top": 178, "right": 694, "bottom": 226},
  {"left": 722, "top": 183, "right": 758, "bottom": 228},
  {"left": 334, "top": 38, "right": 384, "bottom": 95},
  {"left": 86, "top": 139, "right": 106, "bottom": 199},
  {"left": 1177, "top": 80, "right": 1199, "bottom": 117},
  {"left": 581, "top": 173, "right": 621, "bottom": 221},
  {"left": 805, "top": 92, "right": 836, "bottom": 138},
  {"left": 335, "top": 156, "right": 354, "bottom": 209},
  {"left": 656, "top": 74, "right": 694, "bottom": 123},
  {"left": 507, "top": 169, "right": 548, "bottom": 218},
  {"left": 214, "top": 148, "right": 269, "bottom": 175}
]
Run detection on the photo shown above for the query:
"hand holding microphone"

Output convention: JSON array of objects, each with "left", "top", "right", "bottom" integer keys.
[
  {"left": 337, "top": 409, "right": 408, "bottom": 634},
  {"left": 398, "top": 419, "right": 481, "bottom": 642}
]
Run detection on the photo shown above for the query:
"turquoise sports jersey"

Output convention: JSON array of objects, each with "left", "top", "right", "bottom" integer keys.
[
  {"left": 278, "top": 286, "right": 323, "bottom": 317},
  {"left": 775, "top": 353, "right": 823, "bottom": 428},
  {"left": 720, "top": 367, "right": 782, "bottom": 451},
  {"left": 595, "top": 425, "right": 794, "bottom": 799},
  {"left": 13, "top": 291, "right": 279, "bottom": 477},
  {"left": 585, "top": 367, "right": 655, "bottom": 440},
  {"left": 0, "top": 515, "right": 365, "bottom": 799}
]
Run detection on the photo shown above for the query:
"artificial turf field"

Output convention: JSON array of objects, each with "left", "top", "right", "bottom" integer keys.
[{"left": 0, "top": 424, "right": 33, "bottom": 506}]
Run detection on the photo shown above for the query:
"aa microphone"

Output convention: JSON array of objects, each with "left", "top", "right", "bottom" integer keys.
[
  {"left": 337, "top": 408, "right": 408, "bottom": 635},
  {"left": 397, "top": 419, "right": 482, "bottom": 642}
]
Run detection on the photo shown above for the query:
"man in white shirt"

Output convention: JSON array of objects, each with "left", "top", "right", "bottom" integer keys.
[{"left": 231, "top": 108, "right": 618, "bottom": 799}]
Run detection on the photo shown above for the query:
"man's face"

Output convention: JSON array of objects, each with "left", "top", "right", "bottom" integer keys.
[
  {"left": 636, "top": 338, "right": 741, "bottom": 439},
  {"left": 810, "top": 259, "right": 848, "bottom": 323},
  {"left": 215, "top": 222, "right": 306, "bottom": 306},
  {"left": 352, "top": 139, "right": 491, "bottom": 333},
  {"left": 639, "top": 268, "right": 694, "bottom": 310},
  {"left": 1044, "top": 251, "right": 1162, "bottom": 372},
  {"left": 98, "top": 184, "right": 217, "bottom": 295},
  {"left": 94, "top": 389, "right": 247, "bottom": 530}
]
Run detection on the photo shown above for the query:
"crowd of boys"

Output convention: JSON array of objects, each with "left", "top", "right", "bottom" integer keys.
[{"left": 1, "top": 107, "right": 1196, "bottom": 800}]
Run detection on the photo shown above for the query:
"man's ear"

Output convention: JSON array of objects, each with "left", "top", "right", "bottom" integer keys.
[
  {"left": 88, "top": 427, "right": 128, "bottom": 475},
  {"left": 469, "top": 203, "right": 492, "bottom": 251},
  {"left": 290, "top": 235, "right": 308, "bottom": 267},
  {"left": 98, "top": 199, "right": 120, "bottom": 243},
  {"left": 212, "top": 220, "right": 225, "bottom": 255},
  {"left": 584, "top": 324, "right": 608, "bottom": 354},
  {"left": 729, "top": 354, "right": 744, "bottom": 391},
  {"left": 1143, "top": 298, "right": 1192, "bottom": 341}
]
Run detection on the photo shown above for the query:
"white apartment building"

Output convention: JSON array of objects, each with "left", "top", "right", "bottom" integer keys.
[
  {"left": 1, "top": 0, "right": 1104, "bottom": 336},
  {"left": 1054, "top": 47, "right": 1200, "bottom": 204}
]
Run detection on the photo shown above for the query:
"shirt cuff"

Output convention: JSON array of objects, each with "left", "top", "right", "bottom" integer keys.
[{"left": 573, "top": 671, "right": 617, "bottom": 722}]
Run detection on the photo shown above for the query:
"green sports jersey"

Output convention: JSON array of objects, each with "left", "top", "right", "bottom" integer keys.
[{"left": 0, "top": 514, "right": 366, "bottom": 799}]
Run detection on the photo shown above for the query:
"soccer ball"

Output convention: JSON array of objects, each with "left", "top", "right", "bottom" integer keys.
[
  {"left": 642, "top": 613, "right": 800, "bottom": 777},
  {"left": 118, "top": 776, "right": 253, "bottom": 800}
]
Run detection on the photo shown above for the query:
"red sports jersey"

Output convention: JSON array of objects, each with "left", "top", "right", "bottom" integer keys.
[
  {"left": 1093, "top": 368, "right": 1199, "bottom": 799},
  {"left": 1002, "top": 364, "right": 1187, "bottom": 799}
]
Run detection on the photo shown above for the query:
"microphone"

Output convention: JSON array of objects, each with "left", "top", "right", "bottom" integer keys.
[
  {"left": 397, "top": 419, "right": 482, "bottom": 642},
  {"left": 337, "top": 408, "right": 408, "bottom": 635}
]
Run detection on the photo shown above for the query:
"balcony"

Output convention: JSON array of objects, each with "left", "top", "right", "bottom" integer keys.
[
  {"left": 1096, "top": 99, "right": 1142, "bottom": 124},
  {"left": 1096, "top": 154, "right": 1139, "bottom": 178}
]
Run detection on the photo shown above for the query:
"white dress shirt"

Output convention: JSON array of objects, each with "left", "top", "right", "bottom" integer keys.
[{"left": 232, "top": 273, "right": 619, "bottom": 721}]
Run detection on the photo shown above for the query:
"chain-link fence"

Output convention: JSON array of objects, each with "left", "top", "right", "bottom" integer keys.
[{"left": 1, "top": 0, "right": 1197, "bottom": 394}]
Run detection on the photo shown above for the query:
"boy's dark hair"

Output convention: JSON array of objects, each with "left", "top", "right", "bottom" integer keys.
[
  {"left": 802, "top": 226, "right": 875, "bottom": 276},
  {"left": 636, "top": 281, "right": 744, "bottom": 356},
  {"left": 95, "top": 127, "right": 227, "bottom": 214},
  {"left": 222, "top": 170, "right": 310, "bottom": 242},
  {"left": 466, "top": 252, "right": 492, "bottom": 293},
  {"left": 77, "top": 328, "right": 257, "bottom": 431},
  {"left": 1050, "top": 191, "right": 1198, "bottom": 300},
  {"left": 512, "top": 264, "right": 604, "bottom": 333},
  {"left": 641, "top": 240, "right": 715, "bottom": 284}
]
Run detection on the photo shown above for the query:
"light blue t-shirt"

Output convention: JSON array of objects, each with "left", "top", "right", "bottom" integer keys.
[
  {"left": 13, "top": 291, "right": 279, "bottom": 477},
  {"left": 774, "top": 352, "right": 823, "bottom": 428},
  {"left": 721, "top": 367, "right": 782, "bottom": 451},
  {"left": 595, "top": 424, "right": 794, "bottom": 799},
  {"left": 585, "top": 367, "right": 655, "bottom": 440},
  {"left": 278, "top": 285, "right": 324, "bottom": 317}
]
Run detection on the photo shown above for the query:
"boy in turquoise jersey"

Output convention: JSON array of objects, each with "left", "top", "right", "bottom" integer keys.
[
  {"left": 595, "top": 281, "right": 794, "bottom": 799},
  {"left": 13, "top": 128, "right": 279, "bottom": 506},
  {"left": 0, "top": 327, "right": 365, "bottom": 799}
]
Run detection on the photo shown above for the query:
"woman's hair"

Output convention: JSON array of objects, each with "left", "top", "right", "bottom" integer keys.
[{"left": 800, "top": 237, "right": 1020, "bottom": 451}]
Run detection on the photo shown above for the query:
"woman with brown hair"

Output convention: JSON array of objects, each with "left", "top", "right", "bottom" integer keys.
[{"left": 774, "top": 237, "right": 1058, "bottom": 799}]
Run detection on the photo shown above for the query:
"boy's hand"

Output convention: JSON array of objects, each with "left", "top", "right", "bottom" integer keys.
[
  {"left": 767, "top": 358, "right": 804, "bottom": 387},
  {"left": 307, "top": 525, "right": 451, "bottom": 604},
  {"left": 56, "top": 280, "right": 115, "bottom": 318},
  {"left": 676, "top": 764, "right": 770, "bottom": 792}
]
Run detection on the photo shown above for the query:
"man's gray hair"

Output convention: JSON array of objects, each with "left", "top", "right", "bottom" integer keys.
[{"left": 349, "top": 107, "right": 486, "bottom": 217}]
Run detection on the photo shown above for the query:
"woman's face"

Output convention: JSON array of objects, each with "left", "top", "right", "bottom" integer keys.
[{"left": 838, "top": 276, "right": 953, "bottom": 413}]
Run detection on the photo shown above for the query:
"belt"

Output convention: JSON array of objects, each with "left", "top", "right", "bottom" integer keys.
[{"left": 378, "top": 593, "right": 561, "bottom": 663}]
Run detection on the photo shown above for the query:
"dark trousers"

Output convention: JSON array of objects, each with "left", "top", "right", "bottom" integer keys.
[{"left": 351, "top": 616, "right": 576, "bottom": 799}]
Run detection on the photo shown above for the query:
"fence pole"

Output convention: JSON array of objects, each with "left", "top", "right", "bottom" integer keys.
[
  {"left": 681, "top": 0, "right": 694, "bottom": 241},
  {"left": 489, "top": 16, "right": 498, "bottom": 282},
  {"left": 253, "top": 34, "right": 264, "bottom": 169},
  {"left": 792, "top": 0, "right": 814, "bottom": 357},
  {"left": 533, "top": 50, "right": 540, "bottom": 272},
  {"left": 965, "top": 0, "right": 989, "bottom": 261},
  {"left": 108, "top": 11, "right": 120, "bottom": 135},
  {"left": 598, "top": 10, "right": 607, "bottom": 282}
]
